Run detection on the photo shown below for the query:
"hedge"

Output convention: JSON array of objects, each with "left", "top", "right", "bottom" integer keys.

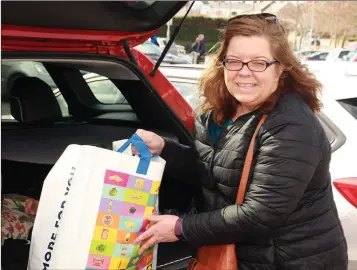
[
  {"left": 156, "top": 16, "right": 229, "bottom": 54},
  {"left": 157, "top": 16, "right": 357, "bottom": 53},
  {"left": 158, "top": 17, "right": 226, "bottom": 40}
]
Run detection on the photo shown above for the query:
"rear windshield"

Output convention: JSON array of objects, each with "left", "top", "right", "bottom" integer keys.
[
  {"left": 135, "top": 42, "right": 161, "bottom": 55},
  {"left": 1, "top": 61, "right": 68, "bottom": 119},
  {"left": 120, "top": 1, "right": 156, "bottom": 10}
]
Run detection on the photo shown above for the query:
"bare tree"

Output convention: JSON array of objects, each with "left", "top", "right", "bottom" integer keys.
[
  {"left": 278, "top": 2, "right": 311, "bottom": 50},
  {"left": 299, "top": 1, "right": 357, "bottom": 48},
  {"left": 279, "top": 1, "right": 357, "bottom": 49}
]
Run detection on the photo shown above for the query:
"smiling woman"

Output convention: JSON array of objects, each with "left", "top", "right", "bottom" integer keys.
[
  {"left": 222, "top": 36, "right": 283, "bottom": 118},
  {"left": 134, "top": 13, "right": 349, "bottom": 270},
  {"left": 199, "top": 15, "right": 322, "bottom": 126}
]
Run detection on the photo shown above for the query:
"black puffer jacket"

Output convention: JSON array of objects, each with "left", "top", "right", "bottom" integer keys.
[{"left": 161, "top": 93, "right": 348, "bottom": 270}]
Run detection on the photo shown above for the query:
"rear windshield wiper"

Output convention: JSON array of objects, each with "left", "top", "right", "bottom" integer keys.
[{"left": 150, "top": 1, "right": 195, "bottom": 77}]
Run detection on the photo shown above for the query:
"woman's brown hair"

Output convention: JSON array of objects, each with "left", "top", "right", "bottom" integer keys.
[{"left": 198, "top": 15, "right": 323, "bottom": 125}]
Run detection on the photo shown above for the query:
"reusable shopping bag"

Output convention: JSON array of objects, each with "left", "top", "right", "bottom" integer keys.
[{"left": 28, "top": 134, "right": 165, "bottom": 270}]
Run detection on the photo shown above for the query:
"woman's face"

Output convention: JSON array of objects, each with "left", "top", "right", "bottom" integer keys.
[{"left": 224, "top": 35, "right": 283, "bottom": 111}]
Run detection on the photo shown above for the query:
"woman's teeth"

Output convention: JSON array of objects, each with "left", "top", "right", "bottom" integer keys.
[{"left": 238, "top": 83, "right": 255, "bottom": 87}]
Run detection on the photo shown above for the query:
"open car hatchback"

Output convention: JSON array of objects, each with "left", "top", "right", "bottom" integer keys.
[{"left": 1, "top": 1, "right": 199, "bottom": 270}]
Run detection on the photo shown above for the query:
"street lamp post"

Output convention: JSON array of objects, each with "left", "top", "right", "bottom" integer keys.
[
  {"left": 166, "top": 19, "right": 172, "bottom": 40},
  {"left": 309, "top": 1, "right": 315, "bottom": 50}
]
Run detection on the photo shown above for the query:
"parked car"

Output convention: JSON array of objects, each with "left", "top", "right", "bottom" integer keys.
[
  {"left": 315, "top": 70, "right": 357, "bottom": 121},
  {"left": 302, "top": 51, "right": 329, "bottom": 61},
  {"left": 2, "top": 2, "right": 197, "bottom": 270},
  {"left": 293, "top": 50, "right": 317, "bottom": 59},
  {"left": 303, "top": 49, "right": 355, "bottom": 73},
  {"left": 157, "top": 37, "right": 187, "bottom": 55},
  {"left": 159, "top": 64, "right": 357, "bottom": 270},
  {"left": 303, "top": 49, "right": 353, "bottom": 62},
  {"left": 344, "top": 50, "right": 357, "bottom": 62},
  {"left": 325, "top": 48, "right": 355, "bottom": 62},
  {"left": 314, "top": 61, "right": 357, "bottom": 95},
  {"left": 135, "top": 40, "right": 191, "bottom": 65}
]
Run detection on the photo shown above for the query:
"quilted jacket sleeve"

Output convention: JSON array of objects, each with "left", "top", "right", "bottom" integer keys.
[
  {"left": 160, "top": 118, "right": 209, "bottom": 186},
  {"left": 181, "top": 114, "right": 323, "bottom": 246}
]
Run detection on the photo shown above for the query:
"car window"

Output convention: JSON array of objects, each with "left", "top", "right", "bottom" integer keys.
[
  {"left": 318, "top": 53, "right": 328, "bottom": 60},
  {"left": 309, "top": 54, "right": 321, "bottom": 60},
  {"left": 309, "top": 52, "right": 327, "bottom": 60},
  {"left": 84, "top": 75, "right": 127, "bottom": 104},
  {"left": 1, "top": 61, "right": 69, "bottom": 120},
  {"left": 344, "top": 51, "right": 357, "bottom": 61},
  {"left": 337, "top": 98, "right": 357, "bottom": 120},
  {"left": 303, "top": 51, "right": 316, "bottom": 56},
  {"left": 135, "top": 42, "right": 161, "bottom": 55},
  {"left": 338, "top": 51, "right": 351, "bottom": 59},
  {"left": 169, "top": 80, "right": 204, "bottom": 110}
]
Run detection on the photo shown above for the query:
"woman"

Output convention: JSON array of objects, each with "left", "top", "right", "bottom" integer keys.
[{"left": 134, "top": 14, "right": 348, "bottom": 269}]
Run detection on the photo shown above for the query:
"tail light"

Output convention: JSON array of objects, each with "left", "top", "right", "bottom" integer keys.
[
  {"left": 333, "top": 178, "right": 357, "bottom": 208},
  {"left": 353, "top": 58, "right": 357, "bottom": 62}
]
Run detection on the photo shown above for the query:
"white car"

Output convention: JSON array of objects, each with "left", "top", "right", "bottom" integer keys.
[
  {"left": 315, "top": 63, "right": 357, "bottom": 124},
  {"left": 159, "top": 65, "right": 357, "bottom": 269},
  {"left": 304, "top": 49, "right": 354, "bottom": 73},
  {"left": 157, "top": 37, "right": 187, "bottom": 55}
]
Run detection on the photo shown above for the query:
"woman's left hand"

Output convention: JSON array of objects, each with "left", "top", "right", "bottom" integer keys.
[{"left": 134, "top": 215, "right": 180, "bottom": 255}]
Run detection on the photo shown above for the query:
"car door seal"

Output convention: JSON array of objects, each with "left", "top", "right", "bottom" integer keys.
[
  {"left": 123, "top": 39, "right": 138, "bottom": 66},
  {"left": 150, "top": 1, "right": 195, "bottom": 77}
]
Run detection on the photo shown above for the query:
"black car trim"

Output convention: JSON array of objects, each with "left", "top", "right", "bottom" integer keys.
[
  {"left": 316, "top": 112, "right": 346, "bottom": 153},
  {"left": 2, "top": 1, "right": 187, "bottom": 33}
]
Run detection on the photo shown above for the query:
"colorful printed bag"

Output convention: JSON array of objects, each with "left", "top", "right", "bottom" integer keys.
[
  {"left": 1, "top": 194, "right": 38, "bottom": 246},
  {"left": 28, "top": 134, "right": 165, "bottom": 270}
]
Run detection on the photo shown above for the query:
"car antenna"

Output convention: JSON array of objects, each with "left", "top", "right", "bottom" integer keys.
[{"left": 150, "top": 1, "right": 195, "bottom": 77}]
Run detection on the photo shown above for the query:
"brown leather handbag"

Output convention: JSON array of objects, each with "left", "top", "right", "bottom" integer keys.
[{"left": 187, "top": 114, "right": 268, "bottom": 270}]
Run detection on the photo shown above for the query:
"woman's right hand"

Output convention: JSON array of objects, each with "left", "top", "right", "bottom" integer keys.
[{"left": 133, "top": 129, "right": 165, "bottom": 155}]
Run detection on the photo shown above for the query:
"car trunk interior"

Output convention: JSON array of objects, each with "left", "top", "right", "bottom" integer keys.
[{"left": 1, "top": 53, "right": 197, "bottom": 269}]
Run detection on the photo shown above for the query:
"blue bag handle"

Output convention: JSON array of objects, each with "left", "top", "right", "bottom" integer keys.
[{"left": 117, "top": 133, "right": 158, "bottom": 175}]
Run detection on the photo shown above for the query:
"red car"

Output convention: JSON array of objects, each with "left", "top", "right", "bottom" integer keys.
[{"left": 1, "top": 1, "right": 197, "bottom": 269}]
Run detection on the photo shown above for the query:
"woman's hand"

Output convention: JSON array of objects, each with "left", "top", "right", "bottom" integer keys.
[
  {"left": 134, "top": 215, "right": 179, "bottom": 255},
  {"left": 133, "top": 129, "right": 165, "bottom": 155}
]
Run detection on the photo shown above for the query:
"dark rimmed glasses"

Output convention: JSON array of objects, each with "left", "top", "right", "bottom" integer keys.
[{"left": 223, "top": 59, "right": 280, "bottom": 72}]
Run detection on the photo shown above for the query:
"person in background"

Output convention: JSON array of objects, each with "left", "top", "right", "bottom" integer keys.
[
  {"left": 191, "top": 34, "right": 207, "bottom": 64},
  {"left": 150, "top": 35, "right": 159, "bottom": 47},
  {"left": 133, "top": 13, "right": 348, "bottom": 270}
]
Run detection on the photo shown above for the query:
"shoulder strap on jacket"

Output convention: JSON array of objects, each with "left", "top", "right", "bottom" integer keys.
[{"left": 236, "top": 114, "right": 268, "bottom": 205}]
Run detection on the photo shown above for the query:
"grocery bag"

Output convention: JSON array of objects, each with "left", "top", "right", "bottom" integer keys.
[{"left": 28, "top": 134, "right": 166, "bottom": 270}]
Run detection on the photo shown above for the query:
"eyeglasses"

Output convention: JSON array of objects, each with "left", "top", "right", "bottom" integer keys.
[
  {"left": 223, "top": 59, "right": 279, "bottom": 72},
  {"left": 228, "top": 13, "right": 279, "bottom": 24}
]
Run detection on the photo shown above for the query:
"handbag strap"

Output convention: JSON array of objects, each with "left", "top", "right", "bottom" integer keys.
[{"left": 236, "top": 114, "right": 268, "bottom": 205}]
